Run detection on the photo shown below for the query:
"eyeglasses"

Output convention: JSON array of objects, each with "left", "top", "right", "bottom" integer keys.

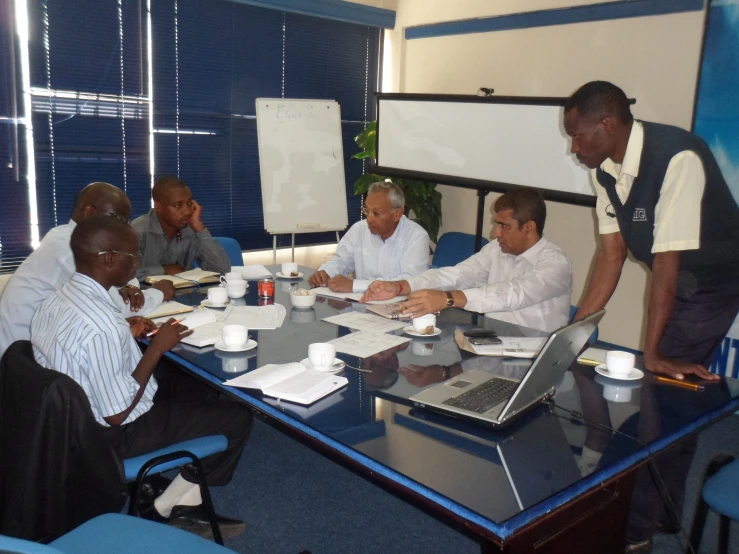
[
  {"left": 360, "top": 206, "right": 400, "bottom": 218},
  {"left": 92, "top": 206, "right": 131, "bottom": 225},
  {"left": 98, "top": 250, "right": 142, "bottom": 263}
]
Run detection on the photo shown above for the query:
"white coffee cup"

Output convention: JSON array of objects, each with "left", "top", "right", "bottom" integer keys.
[
  {"left": 220, "top": 272, "right": 242, "bottom": 284},
  {"left": 412, "top": 314, "right": 437, "bottom": 334},
  {"left": 308, "top": 343, "right": 336, "bottom": 369},
  {"left": 605, "top": 351, "right": 636, "bottom": 377},
  {"left": 207, "top": 287, "right": 228, "bottom": 305},
  {"left": 222, "top": 324, "right": 248, "bottom": 348},
  {"left": 225, "top": 279, "right": 248, "bottom": 299},
  {"left": 281, "top": 262, "right": 298, "bottom": 276}
]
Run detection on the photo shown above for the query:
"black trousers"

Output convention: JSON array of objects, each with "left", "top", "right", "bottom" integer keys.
[
  {"left": 627, "top": 277, "right": 739, "bottom": 541},
  {"left": 102, "top": 362, "right": 253, "bottom": 487}
]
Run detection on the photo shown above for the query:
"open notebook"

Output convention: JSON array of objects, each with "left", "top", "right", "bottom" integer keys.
[
  {"left": 145, "top": 268, "right": 220, "bottom": 289},
  {"left": 223, "top": 363, "right": 347, "bottom": 405},
  {"left": 145, "top": 300, "right": 194, "bottom": 320}
]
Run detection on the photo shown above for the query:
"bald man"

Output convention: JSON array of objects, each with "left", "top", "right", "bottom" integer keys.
[
  {"left": 132, "top": 176, "right": 231, "bottom": 279},
  {"left": 31, "top": 216, "right": 251, "bottom": 537},
  {"left": 0, "top": 182, "right": 175, "bottom": 358}
]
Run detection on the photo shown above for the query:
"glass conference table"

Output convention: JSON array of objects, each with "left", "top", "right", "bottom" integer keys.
[{"left": 153, "top": 266, "right": 739, "bottom": 554}]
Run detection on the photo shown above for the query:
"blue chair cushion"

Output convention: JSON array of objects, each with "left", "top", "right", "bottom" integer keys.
[
  {"left": 214, "top": 236, "right": 243, "bottom": 267},
  {"left": 0, "top": 534, "right": 65, "bottom": 553},
  {"left": 431, "top": 232, "right": 488, "bottom": 269},
  {"left": 123, "top": 435, "right": 228, "bottom": 481},
  {"left": 702, "top": 459, "right": 739, "bottom": 520},
  {"left": 50, "top": 513, "right": 235, "bottom": 553}
]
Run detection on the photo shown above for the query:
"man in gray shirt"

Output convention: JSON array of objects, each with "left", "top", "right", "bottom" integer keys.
[{"left": 132, "top": 176, "right": 231, "bottom": 279}]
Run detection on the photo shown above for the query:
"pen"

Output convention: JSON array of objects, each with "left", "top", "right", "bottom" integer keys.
[
  {"left": 654, "top": 375, "right": 705, "bottom": 391},
  {"left": 146, "top": 318, "right": 185, "bottom": 338}
]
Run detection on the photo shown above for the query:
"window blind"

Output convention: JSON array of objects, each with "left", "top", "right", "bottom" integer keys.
[{"left": 5, "top": 0, "right": 380, "bottom": 273}]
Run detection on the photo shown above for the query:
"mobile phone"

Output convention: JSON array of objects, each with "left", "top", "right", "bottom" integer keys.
[
  {"left": 463, "top": 329, "right": 498, "bottom": 339},
  {"left": 468, "top": 336, "right": 502, "bottom": 346}
]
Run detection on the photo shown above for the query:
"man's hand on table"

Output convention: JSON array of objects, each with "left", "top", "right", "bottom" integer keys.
[
  {"left": 126, "top": 316, "right": 157, "bottom": 340},
  {"left": 644, "top": 352, "right": 720, "bottom": 381},
  {"left": 308, "top": 270, "right": 330, "bottom": 288},
  {"left": 400, "top": 290, "right": 448, "bottom": 318},
  {"left": 152, "top": 279, "right": 176, "bottom": 301},
  {"left": 163, "top": 264, "right": 185, "bottom": 275},
  {"left": 327, "top": 275, "right": 353, "bottom": 293},
  {"left": 119, "top": 286, "right": 146, "bottom": 312},
  {"left": 360, "top": 280, "right": 403, "bottom": 302}
]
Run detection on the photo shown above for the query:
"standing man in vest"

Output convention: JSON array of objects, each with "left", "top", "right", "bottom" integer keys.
[{"left": 564, "top": 81, "right": 739, "bottom": 553}]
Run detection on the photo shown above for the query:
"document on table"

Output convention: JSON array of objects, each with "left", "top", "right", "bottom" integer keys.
[
  {"left": 233, "top": 265, "right": 273, "bottom": 280},
  {"left": 327, "top": 331, "right": 410, "bottom": 358},
  {"left": 222, "top": 304, "right": 286, "bottom": 329},
  {"left": 322, "top": 312, "right": 407, "bottom": 333},
  {"left": 469, "top": 337, "right": 548, "bottom": 358},
  {"left": 311, "top": 286, "right": 406, "bottom": 305}
]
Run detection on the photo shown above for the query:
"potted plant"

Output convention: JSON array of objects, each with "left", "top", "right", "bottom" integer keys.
[{"left": 352, "top": 121, "right": 442, "bottom": 244}]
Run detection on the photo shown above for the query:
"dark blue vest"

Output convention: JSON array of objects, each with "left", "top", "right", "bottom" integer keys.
[{"left": 596, "top": 121, "right": 739, "bottom": 288}]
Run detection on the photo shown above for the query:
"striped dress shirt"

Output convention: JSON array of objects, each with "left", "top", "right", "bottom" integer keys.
[
  {"left": 132, "top": 209, "right": 231, "bottom": 279},
  {"left": 0, "top": 220, "right": 163, "bottom": 358},
  {"left": 31, "top": 273, "right": 157, "bottom": 426}
]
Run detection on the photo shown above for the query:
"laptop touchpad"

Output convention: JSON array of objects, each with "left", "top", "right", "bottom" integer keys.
[{"left": 449, "top": 380, "right": 474, "bottom": 389}]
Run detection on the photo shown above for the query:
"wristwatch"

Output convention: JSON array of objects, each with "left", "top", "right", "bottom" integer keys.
[{"left": 445, "top": 291, "right": 454, "bottom": 309}]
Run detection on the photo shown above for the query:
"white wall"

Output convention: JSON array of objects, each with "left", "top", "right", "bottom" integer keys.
[{"left": 383, "top": 0, "right": 706, "bottom": 349}]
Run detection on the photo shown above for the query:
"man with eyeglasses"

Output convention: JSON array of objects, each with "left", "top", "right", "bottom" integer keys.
[
  {"left": 31, "top": 216, "right": 251, "bottom": 538},
  {"left": 308, "top": 181, "right": 430, "bottom": 293},
  {"left": 0, "top": 182, "right": 175, "bottom": 358},
  {"left": 132, "top": 176, "right": 231, "bottom": 280}
]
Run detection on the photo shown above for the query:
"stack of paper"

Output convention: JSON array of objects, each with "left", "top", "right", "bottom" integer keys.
[
  {"left": 468, "top": 337, "right": 548, "bottom": 358},
  {"left": 327, "top": 331, "right": 410, "bottom": 358},
  {"left": 222, "top": 304, "right": 286, "bottom": 329},
  {"left": 233, "top": 265, "right": 273, "bottom": 280},
  {"left": 322, "top": 312, "right": 407, "bottom": 333},
  {"left": 311, "top": 286, "right": 406, "bottom": 305},
  {"left": 223, "top": 363, "right": 347, "bottom": 405}
]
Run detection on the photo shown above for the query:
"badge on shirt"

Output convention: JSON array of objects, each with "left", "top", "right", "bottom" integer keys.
[{"left": 633, "top": 208, "right": 647, "bottom": 222}]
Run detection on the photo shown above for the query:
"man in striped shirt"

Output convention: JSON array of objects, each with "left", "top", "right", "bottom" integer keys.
[
  {"left": 132, "top": 176, "right": 231, "bottom": 279},
  {"left": 0, "top": 182, "right": 174, "bottom": 359},
  {"left": 31, "top": 216, "right": 251, "bottom": 538}
]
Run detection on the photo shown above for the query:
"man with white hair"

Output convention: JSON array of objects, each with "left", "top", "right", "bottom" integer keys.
[{"left": 309, "top": 182, "right": 430, "bottom": 293}]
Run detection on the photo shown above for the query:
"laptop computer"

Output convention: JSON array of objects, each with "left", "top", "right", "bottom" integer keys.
[{"left": 409, "top": 310, "right": 604, "bottom": 428}]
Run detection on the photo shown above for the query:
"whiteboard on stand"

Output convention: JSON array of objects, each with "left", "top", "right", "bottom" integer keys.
[{"left": 256, "top": 98, "right": 349, "bottom": 235}]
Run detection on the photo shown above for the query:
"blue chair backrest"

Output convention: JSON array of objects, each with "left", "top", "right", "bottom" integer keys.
[
  {"left": 570, "top": 305, "right": 599, "bottom": 344},
  {"left": 431, "top": 232, "right": 489, "bottom": 269},
  {"left": 214, "top": 236, "right": 243, "bottom": 267}
]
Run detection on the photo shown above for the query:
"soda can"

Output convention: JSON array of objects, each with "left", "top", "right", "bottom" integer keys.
[{"left": 257, "top": 278, "right": 275, "bottom": 297}]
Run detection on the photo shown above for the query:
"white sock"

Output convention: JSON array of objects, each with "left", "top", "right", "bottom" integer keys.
[
  {"left": 175, "top": 484, "right": 202, "bottom": 507},
  {"left": 153, "top": 473, "right": 198, "bottom": 518}
]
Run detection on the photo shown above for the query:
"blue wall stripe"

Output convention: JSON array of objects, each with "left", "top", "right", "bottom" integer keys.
[
  {"left": 228, "top": 0, "right": 396, "bottom": 29},
  {"left": 405, "top": 0, "right": 703, "bottom": 40}
]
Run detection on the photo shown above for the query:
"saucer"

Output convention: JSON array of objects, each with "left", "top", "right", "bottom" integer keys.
[
  {"left": 275, "top": 272, "right": 304, "bottom": 279},
  {"left": 201, "top": 299, "right": 231, "bottom": 309},
  {"left": 403, "top": 326, "right": 442, "bottom": 338},
  {"left": 300, "top": 357, "right": 345, "bottom": 373},
  {"left": 214, "top": 339, "right": 258, "bottom": 353},
  {"left": 594, "top": 364, "right": 644, "bottom": 381}
]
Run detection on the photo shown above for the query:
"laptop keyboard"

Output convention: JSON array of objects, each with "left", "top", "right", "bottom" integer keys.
[{"left": 442, "top": 378, "right": 519, "bottom": 414}]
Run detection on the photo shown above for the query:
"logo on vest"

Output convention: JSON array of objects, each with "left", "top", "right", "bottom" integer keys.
[{"left": 633, "top": 208, "right": 647, "bottom": 222}]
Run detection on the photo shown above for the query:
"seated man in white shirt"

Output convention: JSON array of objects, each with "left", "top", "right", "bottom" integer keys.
[
  {"left": 0, "top": 182, "right": 174, "bottom": 358},
  {"left": 361, "top": 187, "right": 573, "bottom": 333},
  {"left": 31, "top": 215, "right": 251, "bottom": 537},
  {"left": 308, "top": 181, "right": 430, "bottom": 293}
]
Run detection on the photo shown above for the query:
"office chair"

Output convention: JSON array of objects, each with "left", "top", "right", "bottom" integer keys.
[
  {"left": 570, "top": 305, "right": 599, "bottom": 344},
  {"left": 0, "top": 513, "right": 237, "bottom": 554},
  {"left": 687, "top": 454, "right": 739, "bottom": 554},
  {"left": 214, "top": 236, "right": 244, "bottom": 267},
  {"left": 430, "top": 232, "right": 488, "bottom": 269},
  {"left": 0, "top": 341, "right": 228, "bottom": 544}
]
